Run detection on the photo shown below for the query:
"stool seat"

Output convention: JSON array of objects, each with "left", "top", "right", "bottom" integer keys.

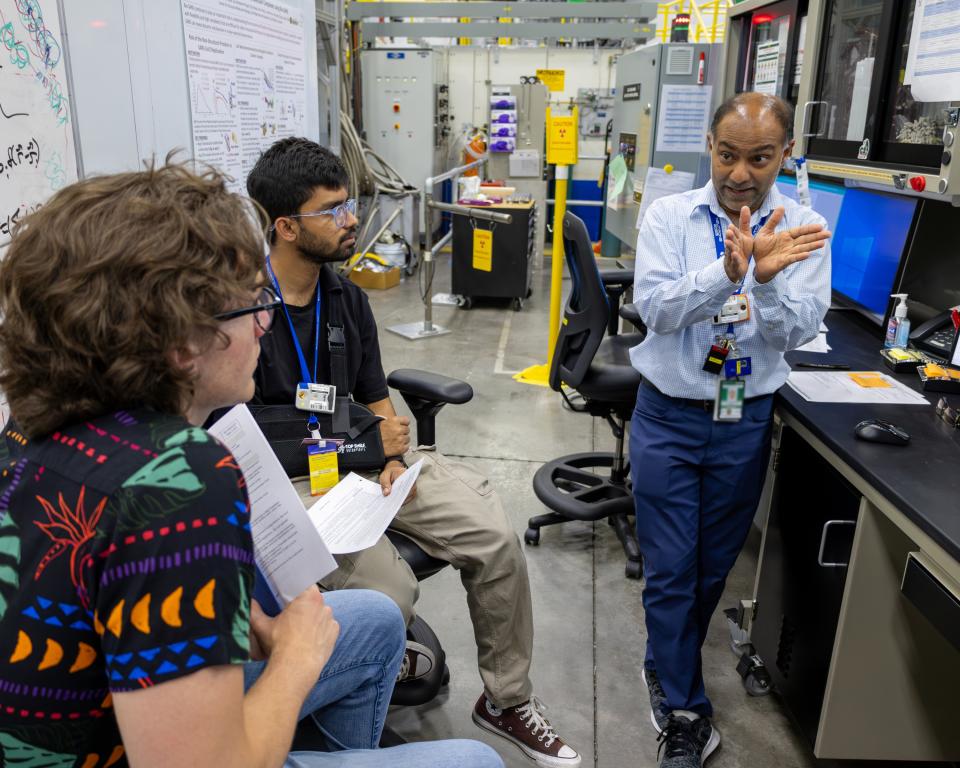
[{"left": 386, "top": 529, "right": 449, "bottom": 581}]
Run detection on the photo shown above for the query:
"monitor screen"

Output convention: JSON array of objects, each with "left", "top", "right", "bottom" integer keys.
[
  {"left": 829, "top": 188, "right": 917, "bottom": 322},
  {"left": 776, "top": 174, "right": 845, "bottom": 234},
  {"left": 895, "top": 199, "right": 960, "bottom": 323}
]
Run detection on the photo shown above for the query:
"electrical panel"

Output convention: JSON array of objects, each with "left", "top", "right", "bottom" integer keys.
[
  {"left": 360, "top": 49, "right": 449, "bottom": 194},
  {"left": 604, "top": 43, "right": 724, "bottom": 249}
]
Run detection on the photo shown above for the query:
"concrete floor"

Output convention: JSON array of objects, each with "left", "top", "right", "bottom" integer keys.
[{"left": 367, "top": 250, "right": 946, "bottom": 768}]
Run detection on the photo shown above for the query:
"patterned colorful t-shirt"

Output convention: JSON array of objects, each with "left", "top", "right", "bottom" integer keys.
[{"left": 0, "top": 409, "right": 254, "bottom": 767}]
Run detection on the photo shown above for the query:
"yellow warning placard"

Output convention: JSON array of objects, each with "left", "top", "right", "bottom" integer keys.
[
  {"left": 473, "top": 228, "right": 493, "bottom": 272},
  {"left": 546, "top": 107, "right": 578, "bottom": 165},
  {"left": 536, "top": 69, "right": 565, "bottom": 92}
]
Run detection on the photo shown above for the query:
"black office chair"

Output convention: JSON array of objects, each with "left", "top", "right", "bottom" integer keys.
[
  {"left": 527, "top": 212, "right": 644, "bottom": 579},
  {"left": 380, "top": 368, "right": 473, "bottom": 705}
]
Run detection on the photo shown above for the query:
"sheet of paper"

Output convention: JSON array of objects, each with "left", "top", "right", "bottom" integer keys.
[
  {"left": 636, "top": 166, "right": 696, "bottom": 228},
  {"left": 905, "top": 0, "right": 960, "bottom": 100},
  {"left": 307, "top": 460, "right": 423, "bottom": 554},
  {"left": 754, "top": 40, "right": 781, "bottom": 95},
  {"left": 786, "top": 371, "right": 930, "bottom": 405},
  {"left": 820, "top": 321, "right": 829, "bottom": 333},
  {"left": 655, "top": 84, "right": 712, "bottom": 154},
  {"left": 208, "top": 405, "right": 337, "bottom": 606},
  {"left": 794, "top": 333, "right": 831, "bottom": 354},
  {"left": 607, "top": 153, "right": 628, "bottom": 204}
]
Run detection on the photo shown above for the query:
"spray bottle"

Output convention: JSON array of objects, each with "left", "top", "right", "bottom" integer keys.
[{"left": 884, "top": 294, "right": 911, "bottom": 348}]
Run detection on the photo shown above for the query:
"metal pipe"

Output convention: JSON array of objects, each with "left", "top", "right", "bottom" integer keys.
[
  {"left": 351, "top": 207, "right": 403, "bottom": 270},
  {"left": 576, "top": 154, "right": 607, "bottom": 160},
  {"left": 546, "top": 198, "right": 603, "bottom": 207},
  {"left": 425, "top": 156, "right": 488, "bottom": 197},
  {"left": 428, "top": 200, "right": 513, "bottom": 224}
]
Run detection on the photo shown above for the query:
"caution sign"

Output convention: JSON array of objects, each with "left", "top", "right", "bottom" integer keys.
[
  {"left": 473, "top": 228, "right": 493, "bottom": 272},
  {"left": 536, "top": 69, "right": 565, "bottom": 92},
  {"left": 546, "top": 107, "right": 578, "bottom": 165}
]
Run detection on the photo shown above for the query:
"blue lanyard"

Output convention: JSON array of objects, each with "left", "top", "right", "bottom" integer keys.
[
  {"left": 709, "top": 210, "right": 769, "bottom": 336},
  {"left": 265, "top": 256, "right": 321, "bottom": 385}
]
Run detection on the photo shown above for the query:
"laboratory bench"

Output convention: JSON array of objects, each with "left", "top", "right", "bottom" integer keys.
[{"left": 747, "top": 308, "right": 960, "bottom": 762}]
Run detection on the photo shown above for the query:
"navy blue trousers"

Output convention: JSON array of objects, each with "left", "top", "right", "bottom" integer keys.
[{"left": 629, "top": 383, "right": 774, "bottom": 717}]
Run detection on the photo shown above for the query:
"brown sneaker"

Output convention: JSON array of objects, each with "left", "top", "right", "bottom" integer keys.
[{"left": 472, "top": 694, "right": 581, "bottom": 768}]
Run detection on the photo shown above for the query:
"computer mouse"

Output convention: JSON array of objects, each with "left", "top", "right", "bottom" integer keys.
[{"left": 854, "top": 419, "right": 910, "bottom": 446}]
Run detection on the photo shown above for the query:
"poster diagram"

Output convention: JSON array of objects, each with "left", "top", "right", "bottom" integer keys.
[{"left": 181, "top": 0, "right": 307, "bottom": 192}]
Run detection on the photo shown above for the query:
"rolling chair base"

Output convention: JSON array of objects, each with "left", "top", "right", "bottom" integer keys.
[{"left": 528, "top": 451, "right": 642, "bottom": 579}]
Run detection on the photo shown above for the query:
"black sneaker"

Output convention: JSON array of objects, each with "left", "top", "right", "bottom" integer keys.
[
  {"left": 642, "top": 667, "right": 669, "bottom": 733},
  {"left": 397, "top": 640, "right": 435, "bottom": 682},
  {"left": 656, "top": 712, "right": 720, "bottom": 768}
]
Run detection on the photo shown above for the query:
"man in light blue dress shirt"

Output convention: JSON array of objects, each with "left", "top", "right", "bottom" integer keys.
[{"left": 629, "top": 93, "right": 831, "bottom": 767}]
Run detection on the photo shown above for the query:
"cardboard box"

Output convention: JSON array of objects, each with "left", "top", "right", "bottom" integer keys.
[{"left": 348, "top": 266, "right": 400, "bottom": 290}]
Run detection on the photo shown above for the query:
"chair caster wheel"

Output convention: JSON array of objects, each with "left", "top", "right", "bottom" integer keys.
[
  {"left": 524, "top": 528, "right": 540, "bottom": 545},
  {"left": 441, "top": 665, "right": 450, "bottom": 686},
  {"left": 511, "top": 297, "right": 523, "bottom": 312},
  {"left": 625, "top": 560, "right": 642, "bottom": 579},
  {"left": 736, "top": 649, "right": 772, "bottom": 697}
]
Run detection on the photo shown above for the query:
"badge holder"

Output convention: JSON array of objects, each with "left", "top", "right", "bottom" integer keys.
[
  {"left": 714, "top": 378, "right": 745, "bottom": 421},
  {"left": 295, "top": 382, "right": 336, "bottom": 414}
]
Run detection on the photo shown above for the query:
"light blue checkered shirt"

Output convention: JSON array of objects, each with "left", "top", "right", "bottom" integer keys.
[{"left": 630, "top": 181, "right": 831, "bottom": 399}]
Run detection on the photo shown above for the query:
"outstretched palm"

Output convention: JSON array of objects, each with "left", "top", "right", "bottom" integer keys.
[{"left": 724, "top": 206, "right": 831, "bottom": 284}]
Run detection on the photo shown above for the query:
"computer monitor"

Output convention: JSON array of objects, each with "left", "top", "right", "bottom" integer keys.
[
  {"left": 776, "top": 174, "right": 845, "bottom": 234},
  {"left": 829, "top": 188, "right": 918, "bottom": 323},
  {"left": 776, "top": 177, "right": 915, "bottom": 323},
  {"left": 895, "top": 199, "right": 960, "bottom": 324}
]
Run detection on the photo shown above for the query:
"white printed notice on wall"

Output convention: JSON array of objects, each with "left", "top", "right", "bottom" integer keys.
[
  {"left": 0, "top": 0, "right": 78, "bottom": 247},
  {"left": 654, "top": 84, "right": 713, "bottom": 155},
  {"left": 181, "top": 0, "right": 307, "bottom": 193},
  {"left": 904, "top": 0, "right": 960, "bottom": 101}
]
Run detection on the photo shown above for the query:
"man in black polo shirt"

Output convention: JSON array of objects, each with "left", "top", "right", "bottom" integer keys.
[{"left": 247, "top": 138, "right": 580, "bottom": 768}]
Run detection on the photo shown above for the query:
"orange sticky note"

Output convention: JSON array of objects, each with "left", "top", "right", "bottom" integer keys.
[{"left": 849, "top": 372, "right": 891, "bottom": 388}]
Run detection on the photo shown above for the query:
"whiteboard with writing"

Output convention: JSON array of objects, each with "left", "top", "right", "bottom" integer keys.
[{"left": 0, "top": 0, "right": 78, "bottom": 246}]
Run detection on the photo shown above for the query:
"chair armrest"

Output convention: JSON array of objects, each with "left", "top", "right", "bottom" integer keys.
[
  {"left": 619, "top": 302, "right": 645, "bottom": 332},
  {"left": 387, "top": 369, "right": 473, "bottom": 405},
  {"left": 599, "top": 268, "right": 635, "bottom": 290}
]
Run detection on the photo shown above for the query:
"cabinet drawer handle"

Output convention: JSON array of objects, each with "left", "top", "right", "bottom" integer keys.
[
  {"left": 817, "top": 519, "right": 857, "bottom": 567},
  {"left": 802, "top": 100, "right": 827, "bottom": 138}
]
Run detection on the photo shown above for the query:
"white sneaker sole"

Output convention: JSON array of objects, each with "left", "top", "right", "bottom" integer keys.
[
  {"left": 701, "top": 724, "right": 721, "bottom": 766},
  {"left": 472, "top": 711, "right": 582, "bottom": 768}
]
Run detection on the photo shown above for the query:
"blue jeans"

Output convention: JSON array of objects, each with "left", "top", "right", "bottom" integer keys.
[
  {"left": 629, "top": 384, "right": 774, "bottom": 718},
  {"left": 243, "top": 589, "right": 503, "bottom": 768}
]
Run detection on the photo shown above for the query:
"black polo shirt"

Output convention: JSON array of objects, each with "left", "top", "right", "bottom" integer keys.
[{"left": 253, "top": 265, "right": 389, "bottom": 406}]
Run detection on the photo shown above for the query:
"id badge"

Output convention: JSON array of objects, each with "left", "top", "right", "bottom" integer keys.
[
  {"left": 295, "top": 382, "right": 336, "bottom": 414},
  {"left": 713, "top": 294, "right": 750, "bottom": 325},
  {"left": 714, "top": 378, "right": 745, "bottom": 422},
  {"left": 702, "top": 343, "right": 729, "bottom": 375},
  {"left": 723, "top": 356, "right": 752, "bottom": 379}
]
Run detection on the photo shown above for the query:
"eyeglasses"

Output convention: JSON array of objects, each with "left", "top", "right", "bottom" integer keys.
[
  {"left": 214, "top": 286, "right": 282, "bottom": 332},
  {"left": 936, "top": 397, "right": 960, "bottom": 429},
  {"left": 274, "top": 199, "right": 357, "bottom": 231}
]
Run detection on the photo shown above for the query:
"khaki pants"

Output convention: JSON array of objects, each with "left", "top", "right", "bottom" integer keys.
[{"left": 295, "top": 446, "right": 534, "bottom": 708}]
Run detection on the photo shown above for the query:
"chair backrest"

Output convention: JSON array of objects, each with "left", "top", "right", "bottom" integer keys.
[{"left": 549, "top": 211, "right": 610, "bottom": 391}]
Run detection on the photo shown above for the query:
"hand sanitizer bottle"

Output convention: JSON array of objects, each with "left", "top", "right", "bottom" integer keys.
[{"left": 884, "top": 294, "right": 911, "bottom": 348}]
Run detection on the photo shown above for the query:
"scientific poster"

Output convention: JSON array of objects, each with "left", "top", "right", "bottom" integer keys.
[
  {"left": 181, "top": 0, "right": 307, "bottom": 192},
  {"left": 0, "top": 0, "right": 78, "bottom": 246}
]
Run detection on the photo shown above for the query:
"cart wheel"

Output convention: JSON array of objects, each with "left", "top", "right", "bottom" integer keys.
[
  {"left": 625, "top": 560, "right": 642, "bottom": 580},
  {"left": 511, "top": 298, "right": 523, "bottom": 312},
  {"left": 404, "top": 265, "right": 416, "bottom": 277},
  {"left": 526, "top": 287, "right": 533, "bottom": 298},
  {"left": 459, "top": 296, "right": 473, "bottom": 310},
  {"left": 524, "top": 528, "right": 540, "bottom": 545}
]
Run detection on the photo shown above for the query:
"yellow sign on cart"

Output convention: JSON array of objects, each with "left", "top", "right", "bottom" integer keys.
[
  {"left": 536, "top": 68, "right": 565, "bottom": 92},
  {"left": 546, "top": 107, "right": 578, "bottom": 165},
  {"left": 473, "top": 228, "right": 493, "bottom": 272}
]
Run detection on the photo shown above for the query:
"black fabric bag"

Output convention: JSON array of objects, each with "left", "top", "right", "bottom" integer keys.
[
  {"left": 251, "top": 281, "right": 386, "bottom": 477},
  {"left": 248, "top": 401, "right": 384, "bottom": 476}
]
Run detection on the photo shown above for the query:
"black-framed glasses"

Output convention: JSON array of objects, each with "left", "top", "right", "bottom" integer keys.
[
  {"left": 214, "top": 286, "right": 281, "bottom": 332},
  {"left": 272, "top": 199, "right": 358, "bottom": 231},
  {"left": 936, "top": 397, "right": 960, "bottom": 429}
]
